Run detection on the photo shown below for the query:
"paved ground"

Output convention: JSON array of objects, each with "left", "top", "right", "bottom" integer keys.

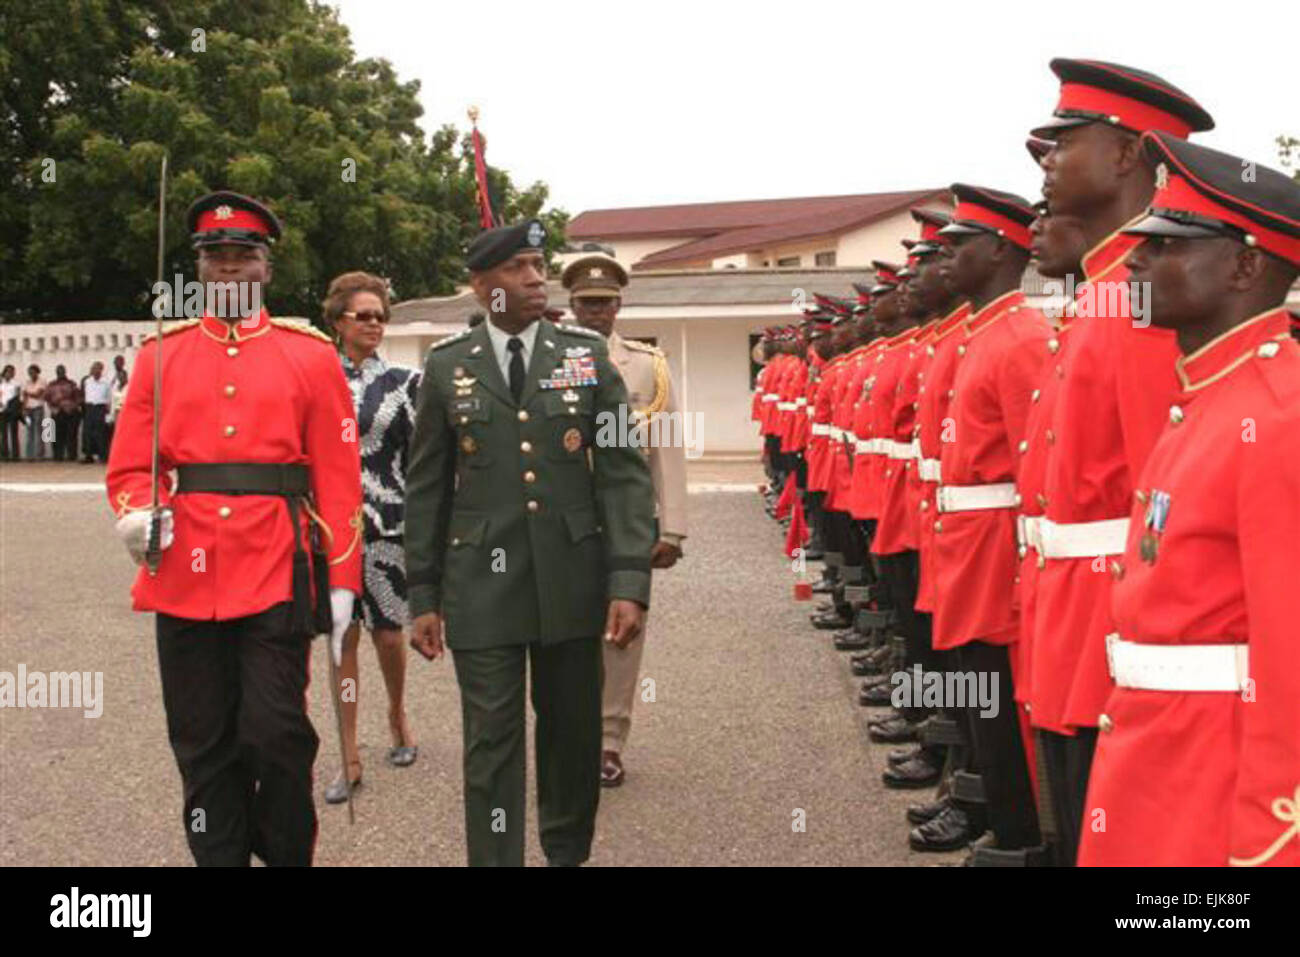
[{"left": 0, "top": 460, "right": 957, "bottom": 866}]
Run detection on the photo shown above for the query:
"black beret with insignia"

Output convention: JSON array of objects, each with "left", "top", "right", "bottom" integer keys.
[{"left": 466, "top": 219, "right": 547, "bottom": 271}]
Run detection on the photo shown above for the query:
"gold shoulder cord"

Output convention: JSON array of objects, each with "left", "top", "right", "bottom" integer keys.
[{"left": 644, "top": 353, "right": 670, "bottom": 417}]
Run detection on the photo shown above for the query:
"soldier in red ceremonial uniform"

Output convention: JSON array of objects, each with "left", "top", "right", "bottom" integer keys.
[
  {"left": 1025, "top": 59, "right": 1214, "bottom": 865},
  {"left": 931, "top": 185, "right": 1051, "bottom": 863},
  {"left": 1078, "top": 136, "right": 1300, "bottom": 867},
  {"left": 107, "top": 191, "right": 362, "bottom": 866}
]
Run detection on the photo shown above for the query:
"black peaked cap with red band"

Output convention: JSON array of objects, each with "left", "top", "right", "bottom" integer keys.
[
  {"left": 911, "top": 207, "right": 952, "bottom": 243},
  {"left": 939, "top": 184, "right": 1036, "bottom": 251},
  {"left": 1026, "top": 137, "right": 1052, "bottom": 165},
  {"left": 872, "top": 260, "right": 902, "bottom": 294},
  {"left": 187, "top": 191, "right": 282, "bottom": 248},
  {"left": 1031, "top": 58, "right": 1214, "bottom": 141},
  {"left": 1124, "top": 132, "right": 1300, "bottom": 268}
]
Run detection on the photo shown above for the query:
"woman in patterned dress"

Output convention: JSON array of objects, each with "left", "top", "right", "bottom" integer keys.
[{"left": 321, "top": 272, "right": 421, "bottom": 803}]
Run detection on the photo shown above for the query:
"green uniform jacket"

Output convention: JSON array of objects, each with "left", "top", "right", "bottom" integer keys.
[{"left": 404, "top": 317, "right": 655, "bottom": 649}]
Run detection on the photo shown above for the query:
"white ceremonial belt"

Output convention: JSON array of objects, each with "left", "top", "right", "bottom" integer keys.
[
  {"left": 1039, "top": 517, "right": 1129, "bottom": 559},
  {"left": 1016, "top": 514, "right": 1043, "bottom": 551},
  {"left": 854, "top": 439, "right": 871, "bottom": 455},
  {"left": 936, "top": 483, "right": 1018, "bottom": 513},
  {"left": 795, "top": 397, "right": 808, "bottom": 406},
  {"left": 918, "top": 458, "right": 942, "bottom": 482},
  {"left": 909, "top": 438, "right": 921, "bottom": 460},
  {"left": 829, "top": 427, "right": 844, "bottom": 441},
  {"left": 762, "top": 394, "right": 779, "bottom": 402},
  {"left": 845, "top": 430, "right": 858, "bottom": 445},
  {"left": 777, "top": 402, "right": 796, "bottom": 411},
  {"left": 885, "top": 440, "right": 914, "bottom": 460},
  {"left": 1106, "top": 633, "right": 1249, "bottom": 693},
  {"left": 811, "top": 423, "right": 831, "bottom": 436},
  {"left": 805, "top": 406, "right": 816, "bottom": 418}
]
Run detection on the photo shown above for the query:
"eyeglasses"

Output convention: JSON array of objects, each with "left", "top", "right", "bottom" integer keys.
[{"left": 342, "top": 309, "right": 389, "bottom": 324}]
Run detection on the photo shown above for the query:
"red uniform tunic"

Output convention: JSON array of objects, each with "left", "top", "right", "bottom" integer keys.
[
  {"left": 106, "top": 312, "right": 363, "bottom": 620},
  {"left": 792, "top": 349, "right": 821, "bottom": 452},
  {"left": 933, "top": 291, "right": 1050, "bottom": 650},
  {"left": 807, "top": 357, "right": 843, "bottom": 493},
  {"left": 778, "top": 356, "right": 807, "bottom": 454},
  {"left": 871, "top": 323, "right": 934, "bottom": 555},
  {"left": 1014, "top": 314, "right": 1077, "bottom": 722},
  {"left": 826, "top": 345, "right": 868, "bottom": 513},
  {"left": 914, "top": 304, "right": 971, "bottom": 613},
  {"left": 1032, "top": 230, "right": 1184, "bottom": 730},
  {"left": 844, "top": 339, "right": 885, "bottom": 520},
  {"left": 1078, "top": 310, "right": 1300, "bottom": 868},
  {"left": 850, "top": 332, "right": 917, "bottom": 521}
]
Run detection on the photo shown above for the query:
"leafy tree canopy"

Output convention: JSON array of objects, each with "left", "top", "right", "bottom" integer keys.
[{"left": 0, "top": 0, "right": 568, "bottom": 322}]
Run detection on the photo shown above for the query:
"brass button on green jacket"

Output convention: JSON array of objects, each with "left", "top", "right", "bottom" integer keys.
[{"left": 404, "top": 317, "right": 656, "bottom": 649}]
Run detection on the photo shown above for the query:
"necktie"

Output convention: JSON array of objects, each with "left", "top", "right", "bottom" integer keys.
[{"left": 507, "top": 336, "right": 525, "bottom": 404}]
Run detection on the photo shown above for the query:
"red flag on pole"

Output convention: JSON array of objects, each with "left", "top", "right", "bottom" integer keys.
[
  {"left": 785, "top": 494, "right": 809, "bottom": 558},
  {"left": 468, "top": 107, "right": 496, "bottom": 230}
]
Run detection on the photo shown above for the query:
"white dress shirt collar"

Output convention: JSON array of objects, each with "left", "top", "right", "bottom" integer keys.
[{"left": 485, "top": 318, "right": 540, "bottom": 382}]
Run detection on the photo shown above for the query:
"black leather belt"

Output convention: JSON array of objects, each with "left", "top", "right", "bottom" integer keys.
[
  {"left": 173, "top": 462, "right": 329, "bottom": 635},
  {"left": 175, "top": 462, "right": 309, "bottom": 496}
]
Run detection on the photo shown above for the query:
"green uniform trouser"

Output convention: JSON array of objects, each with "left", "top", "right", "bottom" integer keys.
[{"left": 452, "top": 636, "right": 603, "bottom": 866}]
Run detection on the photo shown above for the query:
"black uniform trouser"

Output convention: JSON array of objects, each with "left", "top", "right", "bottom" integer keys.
[
  {"left": 452, "top": 636, "right": 602, "bottom": 867},
  {"left": 956, "top": 641, "right": 1040, "bottom": 850},
  {"left": 1037, "top": 727, "right": 1098, "bottom": 866},
  {"left": 155, "top": 601, "right": 318, "bottom": 866},
  {"left": 52, "top": 411, "right": 80, "bottom": 461}
]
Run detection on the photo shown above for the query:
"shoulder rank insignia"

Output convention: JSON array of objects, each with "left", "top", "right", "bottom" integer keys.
[
  {"left": 431, "top": 329, "right": 472, "bottom": 352},
  {"left": 557, "top": 323, "right": 600, "bottom": 339},
  {"left": 270, "top": 318, "right": 333, "bottom": 343}
]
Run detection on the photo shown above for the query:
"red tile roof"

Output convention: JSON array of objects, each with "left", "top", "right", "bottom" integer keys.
[
  {"left": 567, "top": 189, "right": 947, "bottom": 241},
  {"left": 626, "top": 189, "right": 949, "bottom": 270}
]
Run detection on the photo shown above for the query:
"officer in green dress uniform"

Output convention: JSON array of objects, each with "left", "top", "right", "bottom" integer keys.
[{"left": 404, "top": 219, "right": 656, "bottom": 866}]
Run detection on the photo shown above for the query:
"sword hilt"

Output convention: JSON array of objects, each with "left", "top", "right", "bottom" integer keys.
[{"left": 145, "top": 507, "right": 163, "bottom": 576}]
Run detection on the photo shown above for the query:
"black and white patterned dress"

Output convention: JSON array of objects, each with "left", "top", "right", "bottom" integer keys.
[{"left": 341, "top": 353, "right": 420, "bottom": 631}]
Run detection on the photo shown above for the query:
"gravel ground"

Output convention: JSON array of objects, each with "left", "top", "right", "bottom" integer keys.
[{"left": 0, "top": 461, "right": 958, "bottom": 866}]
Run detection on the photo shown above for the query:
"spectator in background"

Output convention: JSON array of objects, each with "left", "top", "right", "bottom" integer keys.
[
  {"left": 44, "top": 365, "right": 83, "bottom": 462},
  {"left": 112, "top": 354, "right": 129, "bottom": 387},
  {"left": 321, "top": 270, "right": 421, "bottom": 804},
  {"left": 106, "top": 364, "right": 129, "bottom": 455},
  {"left": 80, "top": 360, "right": 111, "bottom": 463},
  {"left": 0, "top": 365, "right": 20, "bottom": 461},
  {"left": 21, "top": 365, "right": 46, "bottom": 460}
]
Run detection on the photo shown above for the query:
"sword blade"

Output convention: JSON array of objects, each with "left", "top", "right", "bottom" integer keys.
[{"left": 146, "top": 153, "right": 167, "bottom": 576}]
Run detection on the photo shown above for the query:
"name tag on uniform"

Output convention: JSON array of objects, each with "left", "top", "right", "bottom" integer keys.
[{"left": 451, "top": 397, "right": 482, "bottom": 414}]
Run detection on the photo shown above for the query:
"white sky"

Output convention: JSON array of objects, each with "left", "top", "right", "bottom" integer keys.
[{"left": 331, "top": 0, "right": 1299, "bottom": 216}]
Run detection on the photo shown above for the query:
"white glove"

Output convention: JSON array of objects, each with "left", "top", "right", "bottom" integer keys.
[
  {"left": 330, "top": 588, "right": 355, "bottom": 667},
  {"left": 115, "top": 508, "right": 174, "bottom": 565}
]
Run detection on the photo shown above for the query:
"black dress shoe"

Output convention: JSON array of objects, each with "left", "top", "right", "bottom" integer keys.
[
  {"left": 909, "top": 804, "right": 974, "bottom": 851},
  {"left": 833, "top": 630, "right": 871, "bottom": 650},
  {"left": 867, "top": 715, "right": 918, "bottom": 744},
  {"left": 803, "top": 548, "right": 824, "bottom": 561},
  {"left": 883, "top": 753, "right": 943, "bottom": 790},
  {"left": 858, "top": 680, "right": 895, "bottom": 707},
  {"left": 849, "top": 655, "right": 875, "bottom": 676},
  {"left": 906, "top": 794, "right": 951, "bottom": 826},
  {"left": 813, "top": 613, "right": 852, "bottom": 631},
  {"left": 811, "top": 579, "right": 834, "bottom": 594},
  {"left": 888, "top": 746, "right": 924, "bottom": 768}
]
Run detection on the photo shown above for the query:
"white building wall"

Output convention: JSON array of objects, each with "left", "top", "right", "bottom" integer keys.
[
  {"left": 0, "top": 320, "right": 152, "bottom": 381},
  {"left": 556, "top": 236, "right": 697, "bottom": 271}
]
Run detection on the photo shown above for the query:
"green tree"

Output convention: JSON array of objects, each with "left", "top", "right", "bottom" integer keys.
[{"left": 0, "top": 0, "right": 566, "bottom": 322}]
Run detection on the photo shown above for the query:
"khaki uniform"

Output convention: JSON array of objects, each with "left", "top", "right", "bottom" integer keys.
[{"left": 602, "top": 330, "right": 687, "bottom": 754}]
